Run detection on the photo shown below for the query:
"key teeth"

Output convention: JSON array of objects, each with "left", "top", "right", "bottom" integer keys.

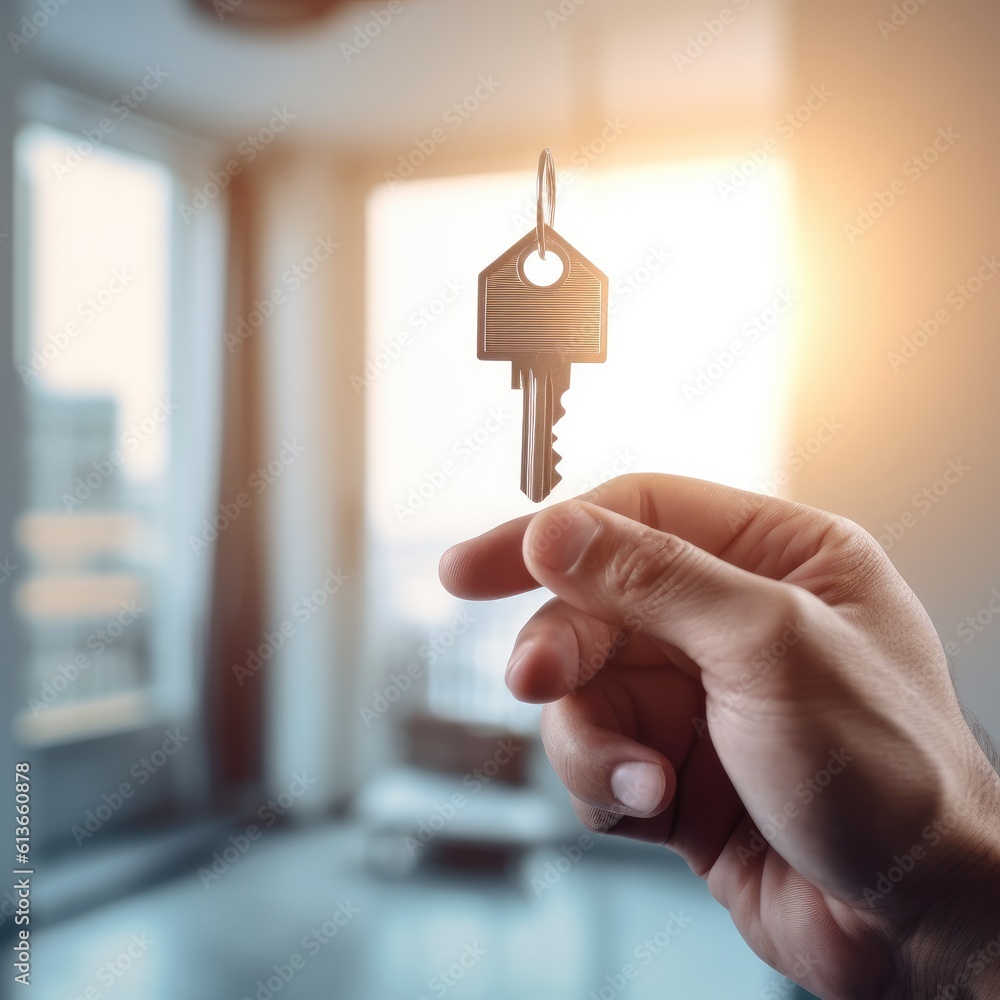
[
  {"left": 553, "top": 393, "right": 567, "bottom": 427},
  {"left": 552, "top": 385, "right": 565, "bottom": 486}
]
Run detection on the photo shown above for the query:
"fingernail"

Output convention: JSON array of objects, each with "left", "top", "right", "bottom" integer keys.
[
  {"left": 611, "top": 762, "right": 665, "bottom": 815},
  {"left": 531, "top": 503, "right": 601, "bottom": 572}
]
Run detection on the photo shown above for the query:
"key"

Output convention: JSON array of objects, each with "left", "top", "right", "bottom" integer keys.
[{"left": 478, "top": 223, "right": 608, "bottom": 502}]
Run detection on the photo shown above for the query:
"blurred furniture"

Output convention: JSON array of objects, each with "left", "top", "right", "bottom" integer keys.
[{"left": 355, "top": 713, "right": 575, "bottom": 876}]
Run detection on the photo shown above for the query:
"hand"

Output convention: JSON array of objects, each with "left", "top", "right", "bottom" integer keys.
[{"left": 440, "top": 474, "right": 1000, "bottom": 1000}]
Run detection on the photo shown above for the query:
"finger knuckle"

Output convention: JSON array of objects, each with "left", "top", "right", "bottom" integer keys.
[
  {"left": 609, "top": 530, "right": 699, "bottom": 629},
  {"left": 818, "top": 514, "right": 898, "bottom": 597}
]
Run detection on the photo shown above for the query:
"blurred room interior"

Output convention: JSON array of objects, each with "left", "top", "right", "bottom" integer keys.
[{"left": 1, "top": 0, "right": 999, "bottom": 997}]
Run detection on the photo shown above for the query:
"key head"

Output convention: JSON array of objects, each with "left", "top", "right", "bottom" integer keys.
[{"left": 478, "top": 225, "right": 608, "bottom": 364}]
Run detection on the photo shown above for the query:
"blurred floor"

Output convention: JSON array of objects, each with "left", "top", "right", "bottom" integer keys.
[{"left": 27, "top": 819, "right": 810, "bottom": 1000}]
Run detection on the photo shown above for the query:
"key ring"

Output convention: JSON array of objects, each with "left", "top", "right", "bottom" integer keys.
[{"left": 535, "top": 148, "right": 556, "bottom": 259}]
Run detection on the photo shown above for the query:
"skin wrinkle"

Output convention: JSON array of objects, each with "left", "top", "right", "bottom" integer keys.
[
  {"left": 611, "top": 531, "right": 701, "bottom": 636},
  {"left": 805, "top": 525, "right": 889, "bottom": 606},
  {"left": 718, "top": 833, "right": 893, "bottom": 1000},
  {"left": 732, "top": 511, "right": 826, "bottom": 586},
  {"left": 713, "top": 500, "right": 772, "bottom": 567}
]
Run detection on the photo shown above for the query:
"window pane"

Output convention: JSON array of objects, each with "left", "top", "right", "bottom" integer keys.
[{"left": 15, "top": 123, "right": 175, "bottom": 743}]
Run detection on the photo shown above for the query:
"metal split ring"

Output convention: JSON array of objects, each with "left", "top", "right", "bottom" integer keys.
[{"left": 535, "top": 148, "right": 556, "bottom": 259}]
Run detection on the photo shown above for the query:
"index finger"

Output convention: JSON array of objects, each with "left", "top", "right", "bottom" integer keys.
[{"left": 439, "top": 473, "right": 822, "bottom": 600}]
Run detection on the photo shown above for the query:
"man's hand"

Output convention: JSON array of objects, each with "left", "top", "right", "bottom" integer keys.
[{"left": 439, "top": 474, "right": 1000, "bottom": 999}]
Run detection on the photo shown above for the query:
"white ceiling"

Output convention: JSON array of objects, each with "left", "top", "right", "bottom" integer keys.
[{"left": 21, "top": 0, "right": 788, "bottom": 149}]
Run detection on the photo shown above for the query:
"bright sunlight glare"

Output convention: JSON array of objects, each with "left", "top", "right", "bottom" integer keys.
[{"left": 366, "top": 157, "right": 794, "bottom": 544}]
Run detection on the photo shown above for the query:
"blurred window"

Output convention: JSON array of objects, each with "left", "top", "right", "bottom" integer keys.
[
  {"left": 13, "top": 122, "right": 205, "bottom": 746},
  {"left": 365, "top": 158, "right": 794, "bottom": 730}
]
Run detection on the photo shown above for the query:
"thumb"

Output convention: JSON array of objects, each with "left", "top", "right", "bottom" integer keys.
[{"left": 522, "top": 501, "right": 807, "bottom": 680}]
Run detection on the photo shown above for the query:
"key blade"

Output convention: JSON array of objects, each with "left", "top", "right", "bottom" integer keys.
[
  {"left": 519, "top": 361, "right": 570, "bottom": 503},
  {"left": 520, "top": 366, "right": 555, "bottom": 502}
]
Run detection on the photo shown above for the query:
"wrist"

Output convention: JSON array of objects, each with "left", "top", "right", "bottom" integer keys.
[{"left": 891, "top": 786, "right": 1000, "bottom": 999}]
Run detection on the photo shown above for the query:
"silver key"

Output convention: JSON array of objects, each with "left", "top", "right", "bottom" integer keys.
[{"left": 477, "top": 153, "right": 608, "bottom": 502}]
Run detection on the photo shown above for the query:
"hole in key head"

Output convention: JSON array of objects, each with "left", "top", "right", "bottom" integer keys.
[{"left": 519, "top": 245, "right": 568, "bottom": 288}]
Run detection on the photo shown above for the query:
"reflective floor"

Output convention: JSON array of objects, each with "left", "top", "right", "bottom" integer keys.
[{"left": 30, "top": 821, "right": 811, "bottom": 999}]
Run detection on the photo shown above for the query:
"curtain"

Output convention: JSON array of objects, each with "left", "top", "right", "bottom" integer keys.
[{"left": 204, "top": 169, "right": 268, "bottom": 807}]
